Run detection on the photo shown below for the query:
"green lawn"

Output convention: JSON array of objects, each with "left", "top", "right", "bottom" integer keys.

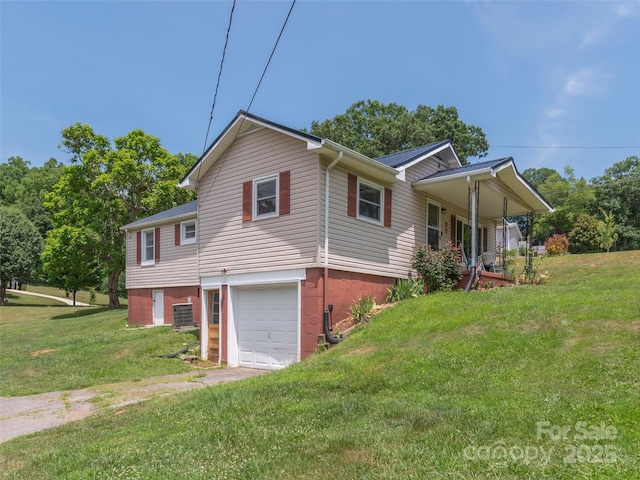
[
  {"left": 0, "top": 296, "right": 196, "bottom": 397},
  {"left": 15, "top": 283, "right": 127, "bottom": 307},
  {"left": 1, "top": 251, "right": 638, "bottom": 479}
]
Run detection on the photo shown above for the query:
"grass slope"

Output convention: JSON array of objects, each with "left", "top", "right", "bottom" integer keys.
[{"left": 1, "top": 251, "right": 638, "bottom": 479}]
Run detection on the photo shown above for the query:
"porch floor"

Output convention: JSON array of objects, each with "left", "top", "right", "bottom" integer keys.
[{"left": 457, "top": 270, "right": 512, "bottom": 289}]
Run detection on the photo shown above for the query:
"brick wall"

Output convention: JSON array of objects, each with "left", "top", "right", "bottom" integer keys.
[
  {"left": 299, "top": 268, "right": 394, "bottom": 359},
  {"left": 127, "top": 286, "right": 201, "bottom": 326}
]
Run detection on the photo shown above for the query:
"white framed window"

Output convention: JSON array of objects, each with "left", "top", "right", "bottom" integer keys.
[
  {"left": 253, "top": 174, "right": 279, "bottom": 220},
  {"left": 427, "top": 201, "right": 441, "bottom": 250},
  {"left": 181, "top": 220, "right": 196, "bottom": 245},
  {"left": 142, "top": 229, "right": 155, "bottom": 265},
  {"left": 357, "top": 178, "right": 383, "bottom": 224}
]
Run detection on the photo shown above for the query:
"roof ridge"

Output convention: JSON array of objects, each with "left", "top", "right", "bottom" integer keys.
[{"left": 374, "top": 139, "right": 450, "bottom": 160}]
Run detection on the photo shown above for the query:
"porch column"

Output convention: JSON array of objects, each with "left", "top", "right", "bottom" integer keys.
[{"left": 465, "top": 180, "right": 480, "bottom": 291}]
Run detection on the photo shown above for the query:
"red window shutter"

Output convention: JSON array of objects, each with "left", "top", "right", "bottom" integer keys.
[
  {"left": 451, "top": 215, "right": 457, "bottom": 246},
  {"left": 279, "top": 170, "right": 290, "bottom": 215},
  {"left": 136, "top": 231, "right": 141, "bottom": 265},
  {"left": 242, "top": 180, "right": 252, "bottom": 222},
  {"left": 347, "top": 173, "right": 357, "bottom": 217},
  {"left": 384, "top": 188, "right": 392, "bottom": 228},
  {"left": 175, "top": 224, "right": 180, "bottom": 246},
  {"left": 483, "top": 227, "right": 488, "bottom": 252},
  {"left": 155, "top": 227, "right": 161, "bottom": 262}
]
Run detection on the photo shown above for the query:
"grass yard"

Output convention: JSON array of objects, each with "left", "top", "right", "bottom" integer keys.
[
  {"left": 16, "top": 283, "right": 127, "bottom": 307},
  {"left": 1, "top": 251, "right": 639, "bottom": 479},
  {"left": 0, "top": 295, "right": 197, "bottom": 396}
]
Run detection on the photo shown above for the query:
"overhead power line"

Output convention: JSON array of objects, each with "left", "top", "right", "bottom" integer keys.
[
  {"left": 202, "top": 0, "right": 237, "bottom": 155},
  {"left": 199, "top": 0, "right": 297, "bottom": 206},
  {"left": 491, "top": 145, "right": 640, "bottom": 149},
  {"left": 244, "top": 0, "right": 296, "bottom": 113}
]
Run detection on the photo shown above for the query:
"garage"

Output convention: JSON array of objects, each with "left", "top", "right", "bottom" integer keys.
[{"left": 236, "top": 285, "right": 298, "bottom": 369}]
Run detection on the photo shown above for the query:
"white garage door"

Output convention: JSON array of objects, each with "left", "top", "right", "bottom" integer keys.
[{"left": 237, "top": 285, "right": 298, "bottom": 369}]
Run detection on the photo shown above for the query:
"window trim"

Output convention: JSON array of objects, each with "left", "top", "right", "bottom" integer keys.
[
  {"left": 356, "top": 177, "right": 384, "bottom": 225},
  {"left": 252, "top": 173, "right": 279, "bottom": 220},
  {"left": 141, "top": 228, "right": 155, "bottom": 266},
  {"left": 180, "top": 219, "right": 196, "bottom": 245}
]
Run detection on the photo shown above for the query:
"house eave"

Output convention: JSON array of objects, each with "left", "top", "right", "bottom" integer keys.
[
  {"left": 179, "top": 111, "right": 324, "bottom": 190},
  {"left": 120, "top": 210, "right": 197, "bottom": 232},
  {"left": 412, "top": 160, "right": 554, "bottom": 218},
  {"left": 396, "top": 142, "right": 462, "bottom": 172},
  {"left": 320, "top": 140, "right": 399, "bottom": 183}
]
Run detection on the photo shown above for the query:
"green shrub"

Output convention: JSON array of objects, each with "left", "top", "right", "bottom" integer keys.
[
  {"left": 569, "top": 214, "right": 600, "bottom": 254},
  {"left": 412, "top": 243, "right": 462, "bottom": 293},
  {"left": 350, "top": 293, "right": 375, "bottom": 323},
  {"left": 385, "top": 278, "right": 425, "bottom": 303},
  {"left": 544, "top": 233, "right": 569, "bottom": 255}
]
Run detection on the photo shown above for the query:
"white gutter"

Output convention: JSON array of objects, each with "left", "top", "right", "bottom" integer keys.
[{"left": 324, "top": 151, "right": 343, "bottom": 267}]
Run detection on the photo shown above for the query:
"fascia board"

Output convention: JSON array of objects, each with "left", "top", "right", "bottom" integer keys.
[
  {"left": 240, "top": 115, "right": 323, "bottom": 150},
  {"left": 120, "top": 211, "right": 197, "bottom": 232},
  {"left": 412, "top": 167, "right": 494, "bottom": 189},
  {"left": 496, "top": 165, "right": 555, "bottom": 213},
  {"left": 179, "top": 113, "right": 324, "bottom": 190},
  {"left": 322, "top": 140, "right": 399, "bottom": 182},
  {"left": 396, "top": 142, "right": 454, "bottom": 172}
]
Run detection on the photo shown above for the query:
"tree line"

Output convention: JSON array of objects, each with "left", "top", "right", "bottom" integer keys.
[
  {"left": 1, "top": 100, "right": 637, "bottom": 306},
  {"left": 0, "top": 125, "right": 197, "bottom": 306},
  {"left": 520, "top": 159, "right": 639, "bottom": 253}
]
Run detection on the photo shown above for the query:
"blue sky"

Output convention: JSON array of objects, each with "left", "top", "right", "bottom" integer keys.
[{"left": 2, "top": 0, "right": 639, "bottom": 181}]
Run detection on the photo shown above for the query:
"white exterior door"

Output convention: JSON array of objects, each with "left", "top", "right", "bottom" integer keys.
[
  {"left": 152, "top": 290, "right": 164, "bottom": 325},
  {"left": 236, "top": 285, "right": 298, "bottom": 370}
]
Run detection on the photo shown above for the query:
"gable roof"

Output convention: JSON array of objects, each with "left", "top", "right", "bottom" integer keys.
[
  {"left": 120, "top": 200, "right": 197, "bottom": 231},
  {"left": 413, "top": 157, "right": 553, "bottom": 218},
  {"left": 420, "top": 157, "right": 513, "bottom": 181},
  {"left": 179, "top": 110, "right": 398, "bottom": 190},
  {"left": 374, "top": 140, "right": 458, "bottom": 168}
]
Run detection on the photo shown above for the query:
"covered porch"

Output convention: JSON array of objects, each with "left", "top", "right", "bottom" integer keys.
[{"left": 412, "top": 157, "right": 554, "bottom": 288}]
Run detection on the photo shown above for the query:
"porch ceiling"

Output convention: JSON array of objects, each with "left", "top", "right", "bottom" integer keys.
[{"left": 412, "top": 160, "right": 553, "bottom": 220}]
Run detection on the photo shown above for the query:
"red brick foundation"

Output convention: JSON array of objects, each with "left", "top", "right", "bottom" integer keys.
[
  {"left": 300, "top": 268, "right": 394, "bottom": 359},
  {"left": 127, "top": 286, "right": 201, "bottom": 326}
]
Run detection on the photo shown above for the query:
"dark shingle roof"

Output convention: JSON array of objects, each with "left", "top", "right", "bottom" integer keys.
[
  {"left": 420, "top": 157, "right": 513, "bottom": 181},
  {"left": 121, "top": 200, "right": 197, "bottom": 230},
  {"left": 373, "top": 140, "right": 452, "bottom": 168}
]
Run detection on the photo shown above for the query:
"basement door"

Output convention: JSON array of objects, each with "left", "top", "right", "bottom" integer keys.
[
  {"left": 236, "top": 285, "right": 298, "bottom": 370},
  {"left": 152, "top": 290, "right": 164, "bottom": 325},
  {"left": 208, "top": 290, "right": 220, "bottom": 363}
]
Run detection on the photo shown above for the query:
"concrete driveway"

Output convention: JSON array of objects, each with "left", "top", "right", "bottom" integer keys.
[
  {"left": 0, "top": 367, "right": 268, "bottom": 444},
  {"left": 8, "top": 289, "right": 91, "bottom": 306}
]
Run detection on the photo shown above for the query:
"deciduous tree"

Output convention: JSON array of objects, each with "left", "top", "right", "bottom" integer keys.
[
  {"left": 0, "top": 207, "right": 43, "bottom": 304},
  {"left": 46, "top": 123, "right": 195, "bottom": 309},
  {"left": 307, "top": 100, "right": 489, "bottom": 163},
  {"left": 598, "top": 211, "right": 618, "bottom": 253},
  {"left": 41, "top": 226, "right": 101, "bottom": 306},
  {"left": 592, "top": 156, "right": 640, "bottom": 250}
]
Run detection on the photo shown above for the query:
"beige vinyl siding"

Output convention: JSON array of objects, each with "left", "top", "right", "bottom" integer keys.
[
  {"left": 325, "top": 162, "right": 424, "bottom": 278},
  {"left": 404, "top": 158, "right": 441, "bottom": 183},
  {"left": 323, "top": 158, "right": 499, "bottom": 279},
  {"left": 406, "top": 162, "right": 497, "bottom": 253},
  {"left": 125, "top": 221, "right": 198, "bottom": 289},
  {"left": 197, "top": 128, "right": 320, "bottom": 277}
]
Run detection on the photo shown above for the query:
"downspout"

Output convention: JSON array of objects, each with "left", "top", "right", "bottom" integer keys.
[
  {"left": 465, "top": 177, "right": 477, "bottom": 292},
  {"left": 323, "top": 151, "right": 343, "bottom": 343}
]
